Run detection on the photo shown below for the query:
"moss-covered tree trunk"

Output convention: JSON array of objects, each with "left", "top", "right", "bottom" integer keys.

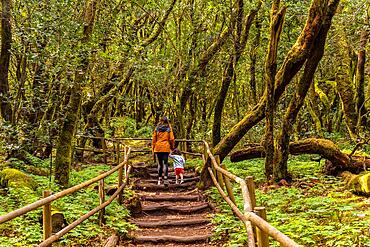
[
  {"left": 0, "top": 0, "right": 13, "bottom": 122},
  {"left": 212, "top": 0, "right": 258, "bottom": 146},
  {"left": 55, "top": 85, "right": 82, "bottom": 186},
  {"left": 263, "top": 0, "right": 285, "bottom": 180},
  {"left": 273, "top": 0, "right": 338, "bottom": 181},
  {"left": 200, "top": 0, "right": 340, "bottom": 188},
  {"left": 55, "top": 0, "right": 99, "bottom": 187},
  {"left": 335, "top": 31, "right": 359, "bottom": 140},
  {"left": 355, "top": 30, "right": 368, "bottom": 127}
]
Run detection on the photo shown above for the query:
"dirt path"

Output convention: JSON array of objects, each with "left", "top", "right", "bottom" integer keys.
[{"left": 122, "top": 162, "right": 214, "bottom": 246}]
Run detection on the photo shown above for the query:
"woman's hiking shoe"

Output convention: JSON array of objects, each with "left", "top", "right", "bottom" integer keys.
[{"left": 157, "top": 178, "right": 162, "bottom": 185}]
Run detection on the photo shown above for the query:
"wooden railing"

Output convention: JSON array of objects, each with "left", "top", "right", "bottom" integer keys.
[
  {"left": 0, "top": 142, "right": 132, "bottom": 247},
  {"left": 203, "top": 141, "right": 300, "bottom": 247},
  {"left": 75, "top": 136, "right": 204, "bottom": 162},
  {"left": 0, "top": 136, "right": 299, "bottom": 247}
]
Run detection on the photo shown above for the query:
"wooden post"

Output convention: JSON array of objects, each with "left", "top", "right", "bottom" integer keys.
[
  {"left": 126, "top": 160, "right": 131, "bottom": 184},
  {"left": 118, "top": 164, "right": 123, "bottom": 205},
  {"left": 98, "top": 179, "right": 105, "bottom": 226},
  {"left": 122, "top": 145, "right": 126, "bottom": 176},
  {"left": 246, "top": 176, "right": 256, "bottom": 210},
  {"left": 124, "top": 145, "right": 128, "bottom": 176},
  {"left": 113, "top": 141, "right": 116, "bottom": 164},
  {"left": 102, "top": 138, "right": 107, "bottom": 166},
  {"left": 117, "top": 141, "right": 120, "bottom": 166},
  {"left": 214, "top": 155, "right": 225, "bottom": 190},
  {"left": 203, "top": 144, "right": 208, "bottom": 163},
  {"left": 183, "top": 141, "right": 188, "bottom": 160},
  {"left": 221, "top": 164, "right": 236, "bottom": 205},
  {"left": 43, "top": 190, "right": 52, "bottom": 245},
  {"left": 255, "top": 207, "right": 269, "bottom": 247}
]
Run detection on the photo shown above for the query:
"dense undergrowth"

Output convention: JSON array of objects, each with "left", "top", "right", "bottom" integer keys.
[
  {"left": 0, "top": 159, "right": 136, "bottom": 247},
  {"left": 208, "top": 154, "right": 370, "bottom": 247}
]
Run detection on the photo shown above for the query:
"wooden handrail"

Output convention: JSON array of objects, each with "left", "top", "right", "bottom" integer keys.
[
  {"left": 76, "top": 135, "right": 204, "bottom": 142},
  {"left": 202, "top": 141, "right": 256, "bottom": 246},
  {"left": 203, "top": 141, "right": 299, "bottom": 247},
  {"left": 75, "top": 146, "right": 151, "bottom": 153},
  {"left": 38, "top": 166, "right": 132, "bottom": 247},
  {"left": 0, "top": 148, "right": 131, "bottom": 224}
]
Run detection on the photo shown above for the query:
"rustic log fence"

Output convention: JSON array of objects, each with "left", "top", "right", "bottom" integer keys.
[
  {"left": 0, "top": 141, "right": 132, "bottom": 247},
  {"left": 0, "top": 136, "right": 300, "bottom": 246},
  {"left": 203, "top": 141, "right": 299, "bottom": 247}
]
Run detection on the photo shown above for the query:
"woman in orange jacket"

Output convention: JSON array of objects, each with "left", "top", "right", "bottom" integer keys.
[{"left": 152, "top": 117, "right": 175, "bottom": 185}]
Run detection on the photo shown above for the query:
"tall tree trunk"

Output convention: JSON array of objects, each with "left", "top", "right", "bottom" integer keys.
[
  {"left": 306, "top": 84, "right": 324, "bottom": 136},
  {"left": 55, "top": 0, "right": 99, "bottom": 187},
  {"left": 212, "top": 56, "right": 235, "bottom": 147},
  {"left": 177, "top": 6, "right": 237, "bottom": 138},
  {"left": 355, "top": 30, "right": 368, "bottom": 127},
  {"left": 336, "top": 36, "right": 359, "bottom": 141},
  {"left": 263, "top": 0, "right": 285, "bottom": 180},
  {"left": 200, "top": 0, "right": 340, "bottom": 188},
  {"left": 273, "top": 1, "right": 335, "bottom": 181},
  {"left": 249, "top": 13, "right": 261, "bottom": 106},
  {"left": 212, "top": 2, "right": 259, "bottom": 146},
  {"left": 0, "top": 0, "right": 13, "bottom": 122}
]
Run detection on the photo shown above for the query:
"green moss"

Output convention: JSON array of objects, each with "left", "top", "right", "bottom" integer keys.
[
  {"left": 345, "top": 172, "right": 370, "bottom": 194},
  {"left": 0, "top": 168, "right": 37, "bottom": 190}
]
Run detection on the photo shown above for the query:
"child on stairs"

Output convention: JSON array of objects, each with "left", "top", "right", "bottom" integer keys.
[{"left": 169, "top": 148, "right": 185, "bottom": 184}]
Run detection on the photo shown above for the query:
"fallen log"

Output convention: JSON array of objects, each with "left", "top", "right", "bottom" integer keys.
[
  {"left": 230, "top": 138, "right": 370, "bottom": 175},
  {"left": 104, "top": 233, "right": 119, "bottom": 247}
]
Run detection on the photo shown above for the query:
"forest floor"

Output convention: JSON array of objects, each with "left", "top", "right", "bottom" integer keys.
[
  {"left": 0, "top": 141, "right": 369, "bottom": 246},
  {"left": 210, "top": 153, "right": 370, "bottom": 246}
]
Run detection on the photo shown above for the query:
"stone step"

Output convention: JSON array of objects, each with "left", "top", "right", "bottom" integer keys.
[
  {"left": 130, "top": 225, "right": 212, "bottom": 244},
  {"left": 132, "top": 234, "right": 211, "bottom": 244},
  {"left": 132, "top": 218, "right": 211, "bottom": 228},
  {"left": 149, "top": 172, "right": 197, "bottom": 179},
  {"left": 143, "top": 176, "right": 200, "bottom": 184},
  {"left": 134, "top": 181, "right": 197, "bottom": 192},
  {"left": 142, "top": 202, "right": 210, "bottom": 214},
  {"left": 139, "top": 193, "right": 201, "bottom": 202}
]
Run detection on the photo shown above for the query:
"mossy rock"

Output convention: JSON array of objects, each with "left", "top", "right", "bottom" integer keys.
[
  {"left": 343, "top": 171, "right": 370, "bottom": 195},
  {"left": 0, "top": 162, "right": 7, "bottom": 171},
  {"left": 0, "top": 168, "right": 37, "bottom": 190}
]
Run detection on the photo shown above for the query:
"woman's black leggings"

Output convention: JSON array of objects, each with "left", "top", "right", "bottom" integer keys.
[{"left": 156, "top": 152, "right": 169, "bottom": 178}]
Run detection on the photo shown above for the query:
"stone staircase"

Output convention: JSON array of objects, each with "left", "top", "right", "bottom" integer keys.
[{"left": 125, "top": 164, "right": 214, "bottom": 246}]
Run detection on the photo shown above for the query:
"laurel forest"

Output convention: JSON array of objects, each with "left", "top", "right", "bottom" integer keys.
[{"left": 0, "top": 0, "right": 369, "bottom": 246}]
